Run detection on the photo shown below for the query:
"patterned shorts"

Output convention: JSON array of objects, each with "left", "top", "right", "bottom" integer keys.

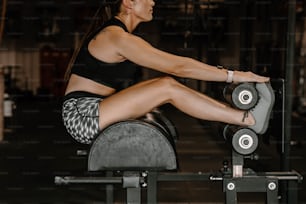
[{"left": 62, "top": 91, "right": 105, "bottom": 144}]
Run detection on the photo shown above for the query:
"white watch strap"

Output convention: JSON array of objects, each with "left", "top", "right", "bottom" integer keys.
[{"left": 226, "top": 70, "right": 234, "bottom": 83}]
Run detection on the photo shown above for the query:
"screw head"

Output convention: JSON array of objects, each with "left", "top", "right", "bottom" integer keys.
[
  {"left": 268, "top": 182, "right": 277, "bottom": 190},
  {"left": 227, "top": 182, "right": 235, "bottom": 191}
]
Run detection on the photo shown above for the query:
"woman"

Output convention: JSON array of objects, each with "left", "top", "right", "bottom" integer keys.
[{"left": 62, "top": 0, "right": 274, "bottom": 144}]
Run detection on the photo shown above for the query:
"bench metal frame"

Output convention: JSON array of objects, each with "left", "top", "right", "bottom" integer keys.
[{"left": 55, "top": 149, "right": 303, "bottom": 204}]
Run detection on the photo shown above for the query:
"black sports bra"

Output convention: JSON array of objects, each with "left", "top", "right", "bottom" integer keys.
[{"left": 71, "top": 18, "right": 139, "bottom": 90}]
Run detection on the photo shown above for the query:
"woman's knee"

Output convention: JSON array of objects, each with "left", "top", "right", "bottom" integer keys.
[
  {"left": 155, "top": 76, "right": 179, "bottom": 90},
  {"left": 153, "top": 76, "right": 183, "bottom": 102}
]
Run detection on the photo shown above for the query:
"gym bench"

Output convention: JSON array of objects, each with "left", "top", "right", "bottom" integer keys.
[{"left": 55, "top": 82, "right": 303, "bottom": 204}]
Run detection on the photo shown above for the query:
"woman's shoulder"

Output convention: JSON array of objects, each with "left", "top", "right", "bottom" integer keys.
[{"left": 94, "top": 26, "right": 130, "bottom": 44}]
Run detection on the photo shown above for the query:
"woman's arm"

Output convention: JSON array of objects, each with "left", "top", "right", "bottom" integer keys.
[
  {"left": 91, "top": 27, "right": 269, "bottom": 83},
  {"left": 117, "top": 32, "right": 269, "bottom": 83},
  {"left": 115, "top": 31, "right": 228, "bottom": 81}
]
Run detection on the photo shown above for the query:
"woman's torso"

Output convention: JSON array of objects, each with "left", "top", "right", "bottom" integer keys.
[{"left": 65, "top": 18, "right": 139, "bottom": 97}]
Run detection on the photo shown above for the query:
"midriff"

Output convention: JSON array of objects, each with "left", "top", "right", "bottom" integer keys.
[{"left": 65, "top": 74, "right": 116, "bottom": 97}]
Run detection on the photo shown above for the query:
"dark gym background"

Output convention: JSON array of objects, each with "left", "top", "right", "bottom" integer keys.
[{"left": 0, "top": 0, "right": 305, "bottom": 203}]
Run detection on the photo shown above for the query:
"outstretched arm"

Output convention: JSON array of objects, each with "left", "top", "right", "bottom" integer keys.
[
  {"left": 116, "top": 32, "right": 269, "bottom": 83},
  {"left": 91, "top": 27, "right": 269, "bottom": 83}
]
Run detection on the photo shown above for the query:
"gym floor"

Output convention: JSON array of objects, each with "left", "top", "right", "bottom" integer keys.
[{"left": 0, "top": 96, "right": 305, "bottom": 204}]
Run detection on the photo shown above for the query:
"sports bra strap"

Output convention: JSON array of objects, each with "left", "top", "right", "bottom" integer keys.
[{"left": 104, "top": 17, "right": 129, "bottom": 32}]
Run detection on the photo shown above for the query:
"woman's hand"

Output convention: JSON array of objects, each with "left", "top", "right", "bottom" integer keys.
[{"left": 232, "top": 71, "right": 270, "bottom": 83}]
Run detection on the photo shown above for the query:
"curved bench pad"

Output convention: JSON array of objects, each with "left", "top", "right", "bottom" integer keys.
[{"left": 88, "top": 120, "right": 177, "bottom": 171}]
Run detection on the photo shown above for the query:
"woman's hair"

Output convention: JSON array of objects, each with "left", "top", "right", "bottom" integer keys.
[{"left": 64, "top": 0, "right": 122, "bottom": 81}]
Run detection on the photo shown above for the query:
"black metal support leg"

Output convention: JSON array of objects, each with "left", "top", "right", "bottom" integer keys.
[
  {"left": 266, "top": 179, "right": 279, "bottom": 204},
  {"left": 147, "top": 172, "right": 158, "bottom": 204},
  {"left": 232, "top": 151, "right": 244, "bottom": 178},
  {"left": 288, "top": 180, "right": 298, "bottom": 204},
  {"left": 223, "top": 177, "right": 292, "bottom": 204},
  {"left": 106, "top": 171, "right": 114, "bottom": 204},
  {"left": 224, "top": 180, "right": 237, "bottom": 204},
  {"left": 126, "top": 187, "right": 141, "bottom": 204},
  {"left": 123, "top": 172, "right": 141, "bottom": 204}
]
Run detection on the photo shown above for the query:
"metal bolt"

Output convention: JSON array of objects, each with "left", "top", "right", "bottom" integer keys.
[
  {"left": 238, "top": 134, "right": 253, "bottom": 149},
  {"left": 227, "top": 182, "right": 235, "bottom": 191},
  {"left": 141, "top": 172, "right": 148, "bottom": 177},
  {"left": 238, "top": 90, "right": 253, "bottom": 105},
  {"left": 268, "top": 182, "right": 277, "bottom": 191}
]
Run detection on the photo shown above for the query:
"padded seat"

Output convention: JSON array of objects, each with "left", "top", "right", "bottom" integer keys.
[{"left": 88, "top": 119, "right": 177, "bottom": 171}]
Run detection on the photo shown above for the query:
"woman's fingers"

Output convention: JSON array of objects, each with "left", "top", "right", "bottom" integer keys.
[{"left": 233, "top": 71, "right": 270, "bottom": 83}]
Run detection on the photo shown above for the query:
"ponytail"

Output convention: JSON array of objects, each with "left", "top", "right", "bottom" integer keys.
[{"left": 64, "top": 0, "right": 122, "bottom": 81}]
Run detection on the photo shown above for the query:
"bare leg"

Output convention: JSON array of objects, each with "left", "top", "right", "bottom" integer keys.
[{"left": 99, "top": 76, "right": 255, "bottom": 129}]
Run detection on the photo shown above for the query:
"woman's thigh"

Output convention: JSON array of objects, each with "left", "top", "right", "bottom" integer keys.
[{"left": 99, "top": 77, "right": 174, "bottom": 129}]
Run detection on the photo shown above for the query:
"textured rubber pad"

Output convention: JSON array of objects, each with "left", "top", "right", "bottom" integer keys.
[{"left": 249, "top": 82, "right": 275, "bottom": 134}]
